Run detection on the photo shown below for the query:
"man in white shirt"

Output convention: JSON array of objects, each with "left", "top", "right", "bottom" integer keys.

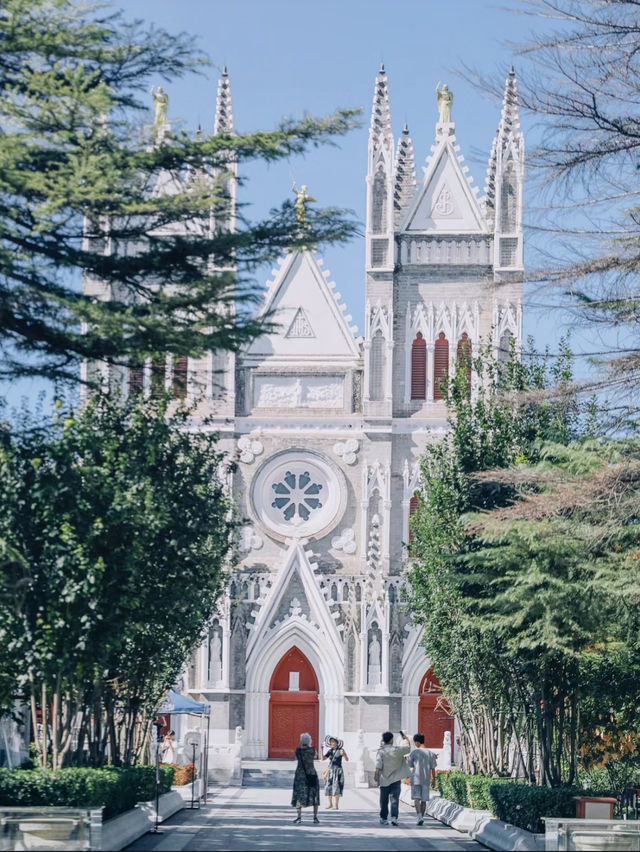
[
  {"left": 406, "top": 733, "right": 438, "bottom": 825},
  {"left": 374, "top": 731, "right": 410, "bottom": 826}
]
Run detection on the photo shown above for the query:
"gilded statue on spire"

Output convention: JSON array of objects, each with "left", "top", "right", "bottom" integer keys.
[
  {"left": 291, "top": 181, "right": 316, "bottom": 224},
  {"left": 150, "top": 86, "right": 169, "bottom": 127},
  {"left": 436, "top": 82, "right": 453, "bottom": 124}
]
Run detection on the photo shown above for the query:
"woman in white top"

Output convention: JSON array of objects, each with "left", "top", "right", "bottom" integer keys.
[
  {"left": 406, "top": 733, "right": 437, "bottom": 825},
  {"left": 161, "top": 730, "right": 177, "bottom": 764}
]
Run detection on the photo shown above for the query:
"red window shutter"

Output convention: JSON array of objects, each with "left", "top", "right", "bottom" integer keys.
[
  {"left": 457, "top": 333, "right": 472, "bottom": 396},
  {"left": 408, "top": 492, "right": 419, "bottom": 549},
  {"left": 433, "top": 332, "right": 449, "bottom": 401},
  {"left": 173, "top": 356, "right": 188, "bottom": 399},
  {"left": 150, "top": 357, "right": 165, "bottom": 398},
  {"left": 129, "top": 362, "right": 144, "bottom": 395},
  {"left": 411, "top": 333, "right": 426, "bottom": 400}
]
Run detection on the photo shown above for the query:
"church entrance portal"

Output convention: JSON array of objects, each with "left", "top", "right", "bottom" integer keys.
[
  {"left": 268, "top": 647, "right": 319, "bottom": 759},
  {"left": 418, "top": 668, "right": 454, "bottom": 760},
  {"left": 269, "top": 647, "right": 319, "bottom": 759}
]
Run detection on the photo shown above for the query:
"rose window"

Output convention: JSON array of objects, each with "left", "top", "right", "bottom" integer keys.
[
  {"left": 271, "top": 470, "right": 323, "bottom": 523},
  {"left": 251, "top": 450, "right": 345, "bottom": 540}
]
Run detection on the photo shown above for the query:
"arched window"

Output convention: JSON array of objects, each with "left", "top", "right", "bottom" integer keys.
[
  {"left": 371, "top": 166, "right": 387, "bottom": 234},
  {"left": 500, "top": 171, "right": 517, "bottom": 232},
  {"left": 433, "top": 332, "right": 449, "bottom": 401},
  {"left": 369, "top": 329, "right": 386, "bottom": 401},
  {"left": 172, "top": 355, "right": 188, "bottom": 399},
  {"left": 411, "top": 333, "right": 427, "bottom": 400},
  {"left": 456, "top": 332, "right": 472, "bottom": 397}
]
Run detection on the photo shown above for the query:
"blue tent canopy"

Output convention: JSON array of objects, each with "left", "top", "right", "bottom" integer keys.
[{"left": 157, "top": 689, "right": 210, "bottom": 716}]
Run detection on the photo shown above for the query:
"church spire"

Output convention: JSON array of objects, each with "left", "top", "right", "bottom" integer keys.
[
  {"left": 484, "top": 67, "right": 524, "bottom": 225},
  {"left": 214, "top": 66, "right": 234, "bottom": 134},
  {"left": 394, "top": 123, "right": 416, "bottom": 225},
  {"left": 369, "top": 63, "right": 392, "bottom": 151}
]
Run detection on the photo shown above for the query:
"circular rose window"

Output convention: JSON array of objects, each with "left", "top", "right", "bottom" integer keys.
[{"left": 251, "top": 450, "right": 345, "bottom": 540}]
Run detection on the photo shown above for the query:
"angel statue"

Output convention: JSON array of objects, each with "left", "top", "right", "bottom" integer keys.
[
  {"left": 292, "top": 181, "right": 316, "bottom": 224},
  {"left": 436, "top": 82, "right": 453, "bottom": 124},
  {"left": 150, "top": 86, "right": 169, "bottom": 127}
]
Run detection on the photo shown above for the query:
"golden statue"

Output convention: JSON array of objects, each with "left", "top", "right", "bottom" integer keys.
[
  {"left": 150, "top": 86, "right": 169, "bottom": 126},
  {"left": 436, "top": 82, "right": 453, "bottom": 124},
  {"left": 292, "top": 181, "right": 316, "bottom": 224}
]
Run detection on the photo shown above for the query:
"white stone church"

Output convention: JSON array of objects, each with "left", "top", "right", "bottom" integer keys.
[{"left": 88, "top": 65, "right": 524, "bottom": 763}]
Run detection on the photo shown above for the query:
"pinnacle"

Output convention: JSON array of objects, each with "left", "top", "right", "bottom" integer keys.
[
  {"left": 214, "top": 66, "right": 234, "bottom": 134},
  {"left": 369, "top": 64, "right": 392, "bottom": 148},
  {"left": 394, "top": 124, "right": 416, "bottom": 225}
]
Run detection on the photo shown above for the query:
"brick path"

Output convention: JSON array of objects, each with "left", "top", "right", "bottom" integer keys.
[{"left": 126, "top": 785, "right": 483, "bottom": 851}]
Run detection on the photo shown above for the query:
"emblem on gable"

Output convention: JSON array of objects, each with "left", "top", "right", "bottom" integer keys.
[
  {"left": 432, "top": 184, "right": 455, "bottom": 217},
  {"left": 286, "top": 307, "right": 315, "bottom": 338}
]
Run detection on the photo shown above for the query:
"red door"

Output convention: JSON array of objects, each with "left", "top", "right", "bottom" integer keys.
[
  {"left": 268, "top": 647, "right": 319, "bottom": 759},
  {"left": 418, "top": 669, "right": 454, "bottom": 760}
]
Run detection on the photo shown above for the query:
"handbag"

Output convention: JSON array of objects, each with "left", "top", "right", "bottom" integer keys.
[{"left": 322, "top": 767, "right": 329, "bottom": 781}]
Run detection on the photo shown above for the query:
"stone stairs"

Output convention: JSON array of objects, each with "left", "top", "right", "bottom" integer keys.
[{"left": 241, "top": 760, "right": 296, "bottom": 788}]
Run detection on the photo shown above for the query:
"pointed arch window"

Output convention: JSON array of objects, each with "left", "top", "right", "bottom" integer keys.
[
  {"left": 433, "top": 332, "right": 449, "bottom": 401},
  {"left": 371, "top": 166, "right": 388, "bottom": 234},
  {"left": 456, "top": 332, "right": 472, "bottom": 397},
  {"left": 410, "top": 332, "right": 427, "bottom": 400},
  {"left": 369, "top": 329, "right": 386, "bottom": 401}
]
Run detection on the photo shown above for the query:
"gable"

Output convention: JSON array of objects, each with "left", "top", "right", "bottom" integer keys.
[
  {"left": 402, "top": 142, "right": 485, "bottom": 234},
  {"left": 247, "top": 252, "right": 360, "bottom": 359}
]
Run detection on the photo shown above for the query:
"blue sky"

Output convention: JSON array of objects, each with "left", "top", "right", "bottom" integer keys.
[{"left": 6, "top": 0, "right": 587, "bottom": 408}]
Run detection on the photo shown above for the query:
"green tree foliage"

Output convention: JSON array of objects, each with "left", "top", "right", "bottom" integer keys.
[
  {"left": 0, "top": 393, "right": 234, "bottom": 768},
  {"left": 0, "top": 0, "right": 359, "bottom": 381},
  {"left": 409, "top": 344, "right": 640, "bottom": 785}
]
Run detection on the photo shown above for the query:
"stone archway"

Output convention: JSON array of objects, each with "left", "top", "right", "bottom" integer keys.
[
  {"left": 268, "top": 646, "right": 318, "bottom": 759},
  {"left": 418, "top": 668, "right": 454, "bottom": 759}
]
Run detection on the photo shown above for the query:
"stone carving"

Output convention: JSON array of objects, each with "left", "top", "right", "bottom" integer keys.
[
  {"left": 331, "top": 528, "right": 356, "bottom": 555},
  {"left": 208, "top": 629, "right": 222, "bottom": 683},
  {"left": 237, "top": 435, "right": 263, "bottom": 464},
  {"left": 441, "top": 731, "right": 452, "bottom": 771},
  {"left": 271, "top": 470, "right": 323, "bottom": 524},
  {"left": 355, "top": 728, "right": 369, "bottom": 788},
  {"left": 254, "top": 375, "right": 344, "bottom": 409},
  {"left": 289, "top": 597, "right": 302, "bottom": 617},
  {"left": 436, "top": 82, "right": 453, "bottom": 124},
  {"left": 150, "top": 86, "right": 169, "bottom": 126},
  {"left": 292, "top": 182, "right": 316, "bottom": 224},
  {"left": 367, "top": 632, "right": 382, "bottom": 686},
  {"left": 432, "top": 184, "right": 455, "bottom": 217},
  {"left": 240, "top": 525, "right": 263, "bottom": 552},
  {"left": 286, "top": 307, "right": 314, "bottom": 338},
  {"left": 333, "top": 438, "right": 359, "bottom": 465}
]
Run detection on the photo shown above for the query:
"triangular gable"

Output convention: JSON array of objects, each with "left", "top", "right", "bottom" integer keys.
[
  {"left": 247, "top": 541, "right": 343, "bottom": 661},
  {"left": 401, "top": 140, "right": 486, "bottom": 234},
  {"left": 247, "top": 252, "right": 360, "bottom": 359}
]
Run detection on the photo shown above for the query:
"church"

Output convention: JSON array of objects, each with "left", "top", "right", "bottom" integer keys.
[{"left": 89, "top": 65, "right": 524, "bottom": 763}]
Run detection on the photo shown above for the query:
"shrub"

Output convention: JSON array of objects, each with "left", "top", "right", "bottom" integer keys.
[
  {"left": 164, "top": 763, "right": 197, "bottom": 786},
  {"left": 0, "top": 765, "right": 174, "bottom": 820},
  {"left": 488, "top": 783, "right": 584, "bottom": 834}
]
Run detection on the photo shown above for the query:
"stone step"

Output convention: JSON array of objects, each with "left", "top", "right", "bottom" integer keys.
[{"left": 242, "top": 767, "right": 295, "bottom": 788}]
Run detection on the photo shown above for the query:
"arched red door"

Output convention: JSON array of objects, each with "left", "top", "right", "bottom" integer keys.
[
  {"left": 418, "top": 668, "right": 454, "bottom": 760},
  {"left": 268, "top": 647, "right": 319, "bottom": 759}
]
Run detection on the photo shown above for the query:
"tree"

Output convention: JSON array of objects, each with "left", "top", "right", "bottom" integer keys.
[
  {"left": 0, "top": 0, "right": 359, "bottom": 381},
  {"left": 0, "top": 393, "right": 235, "bottom": 768}
]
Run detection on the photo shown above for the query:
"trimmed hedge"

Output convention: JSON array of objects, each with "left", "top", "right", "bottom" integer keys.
[
  {"left": 435, "top": 771, "right": 587, "bottom": 834},
  {"left": 0, "top": 765, "right": 174, "bottom": 820}
]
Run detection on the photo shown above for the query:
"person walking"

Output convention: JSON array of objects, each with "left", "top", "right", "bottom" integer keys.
[
  {"left": 291, "top": 732, "right": 320, "bottom": 824},
  {"left": 406, "top": 733, "right": 438, "bottom": 825},
  {"left": 374, "top": 731, "right": 410, "bottom": 826},
  {"left": 322, "top": 736, "right": 349, "bottom": 810}
]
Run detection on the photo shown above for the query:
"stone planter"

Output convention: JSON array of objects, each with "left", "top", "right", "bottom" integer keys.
[{"left": 426, "top": 795, "right": 544, "bottom": 851}]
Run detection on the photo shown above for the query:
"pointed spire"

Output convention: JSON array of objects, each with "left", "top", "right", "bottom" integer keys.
[
  {"left": 214, "top": 67, "right": 234, "bottom": 134},
  {"left": 394, "top": 123, "right": 416, "bottom": 225},
  {"left": 484, "top": 67, "right": 523, "bottom": 220},
  {"left": 369, "top": 64, "right": 392, "bottom": 150}
]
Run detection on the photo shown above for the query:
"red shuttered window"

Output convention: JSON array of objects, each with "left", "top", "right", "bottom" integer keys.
[
  {"left": 411, "top": 333, "right": 427, "bottom": 400},
  {"left": 433, "top": 332, "right": 449, "bottom": 401},
  {"left": 172, "top": 356, "right": 188, "bottom": 399},
  {"left": 129, "top": 362, "right": 144, "bottom": 396},
  {"left": 456, "top": 332, "right": 472, "bottom": 397}
]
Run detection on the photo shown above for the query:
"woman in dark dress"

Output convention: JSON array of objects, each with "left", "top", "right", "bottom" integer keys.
[
  {"left": 291, "top": 732, "right": 320, "bottom": 824},
  {"left": 322, "top": 736, "right": 349, "bottom": 810}
]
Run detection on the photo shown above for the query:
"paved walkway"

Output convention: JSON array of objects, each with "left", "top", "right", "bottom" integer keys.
[{"left": 127, "top": 786, "right": 483, "bottom": 851}]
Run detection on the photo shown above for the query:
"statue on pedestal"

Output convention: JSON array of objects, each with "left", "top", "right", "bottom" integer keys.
[
  {"left": 208, "top": 628, "right": 223, "bottom": 683},
  {"left": 436, "top": 82, "right": 453, "bottom": 124},
  {"left": 150, "top": 86, "right": 169, "bottom": 127},
  {"left": 367, "top": 633, "right": 382, "bottom": 686},
  {"left": 292, "top": 181, "right": 316, "bottom": 224}
]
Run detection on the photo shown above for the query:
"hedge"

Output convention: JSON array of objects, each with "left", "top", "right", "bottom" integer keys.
[
  {"left": 0, "top": 765, "right": 174, "bottom": 820},
  {"left": 435, "top": 771, "right": 588, "bottom": 834}
]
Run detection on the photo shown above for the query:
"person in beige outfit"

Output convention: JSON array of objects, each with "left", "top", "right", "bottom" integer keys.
[{"left": 374, "top": 731, "right": 410, "bottom": 825}]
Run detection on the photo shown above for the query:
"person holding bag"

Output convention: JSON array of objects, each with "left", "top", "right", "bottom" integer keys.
[
  {"left": 291, "top": 733, "right": 320, "bottom": 824},
  {"left": 321, "top": 736, "right": 349, "bottom": 810}
]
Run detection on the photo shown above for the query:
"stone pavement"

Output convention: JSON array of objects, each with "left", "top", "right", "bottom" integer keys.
[{"left": 126, "top": 785, "right": 483, "bottom": 851}]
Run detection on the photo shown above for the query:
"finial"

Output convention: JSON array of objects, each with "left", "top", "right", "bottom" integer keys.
[
  {"left": 379, "top": 62, "right": 385, "bottom": 74},
  {"left": 509, "top": 65, "right": 515, "bottom": 75},
  {"left": 402, "top": 122, "right": 409, "bottom": 133},
  {"left": 214, "top": 67, "right": 234, "bottom": 134},
  {"left": 222, "top": 65, "right": 228, "bottom": 76}
]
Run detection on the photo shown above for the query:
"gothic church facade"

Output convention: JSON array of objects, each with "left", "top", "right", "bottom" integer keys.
[{"left": 89, "top": 66, "right": 524, "bottom": 761}]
